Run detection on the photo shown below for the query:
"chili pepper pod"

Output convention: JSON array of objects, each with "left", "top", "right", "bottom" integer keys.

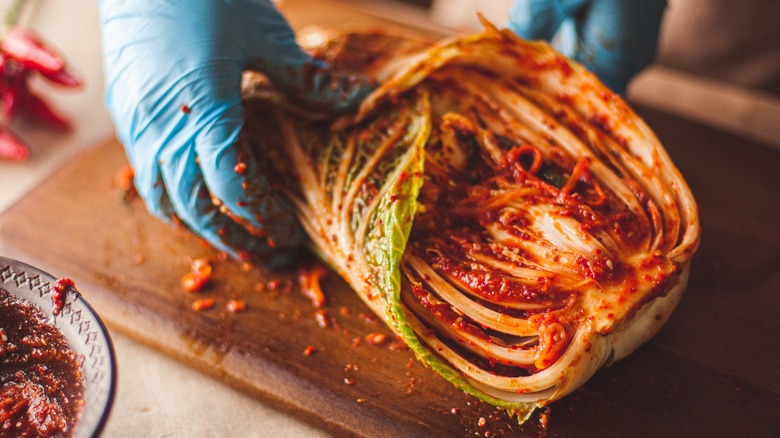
[
  {"left": 1, "top": 26, "right": 61, "bottom": 71},
  {"left": 0, "top": 5, "right": 81, "bottom": 161},
  {"left": 0, "top": 25, "right": 80, "bottom": 87},
  {"left": 0, "top": 54, "right": 72, "bottom": 129},
  {"left": 0, "top": 56, "right": 25, "bottom": 119},
  {"left": 0, "top": 81, "right": 18, "bottom": 119},
  {"left": 18, "top": 90, "right": 71, "bottom": 130},
  {"left": 0, "top": 71, "right": 72, "bottom": 129},
  {"left": 40, "top": 69, "right": 80, "bottom": 87},
  {"left": 0, "top": 125, "right": 29, "bottom": 161}
]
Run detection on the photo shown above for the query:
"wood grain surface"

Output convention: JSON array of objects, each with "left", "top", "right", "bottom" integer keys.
[{"left": 1, "top": 105, "right": 779, "bottom": 437}]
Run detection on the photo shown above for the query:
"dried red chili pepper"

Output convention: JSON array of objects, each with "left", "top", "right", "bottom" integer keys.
[
  {"left": 0, "top": 125, "right": 28, "bottom": 161},
  {"left": 0, "top": 58, "right": 73, "bottom": 129},
  {"left": 0, "top": 21, "right": 81, "bottom": 160},
  {"left": 15, "top": 90, "right": 71, "bottom": 129},
  {"left": 1, "top": 26, "right": 66, "bottom": 75}
]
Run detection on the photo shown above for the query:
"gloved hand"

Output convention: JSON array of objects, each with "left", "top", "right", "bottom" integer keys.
[
  {"left": 506, "top": 0, "right": 665, "bottom": 94},
  {"left": 99, "top": 0, "right": 373, "bottom": 264}
]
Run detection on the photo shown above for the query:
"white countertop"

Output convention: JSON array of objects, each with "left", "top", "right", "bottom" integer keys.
[{"left": 1, "top": 1, "right": 777, "bottom": 437}]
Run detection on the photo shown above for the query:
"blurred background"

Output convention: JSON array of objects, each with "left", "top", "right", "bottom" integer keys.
[{"left": 366, "top": 0, "right": 780, "bottom": 148}]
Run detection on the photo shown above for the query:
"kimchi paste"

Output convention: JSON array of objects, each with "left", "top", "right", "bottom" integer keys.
[{"left": 0, "top": 288, "right": 84, "bottom": 438}]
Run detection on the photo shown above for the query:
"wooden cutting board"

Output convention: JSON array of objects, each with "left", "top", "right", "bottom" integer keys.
[{"left": 1, "top": 105, "right": 779, "bottom": 437}]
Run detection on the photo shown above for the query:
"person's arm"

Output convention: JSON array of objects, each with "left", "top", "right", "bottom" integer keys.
[
  {"left": 99, "top": 0, "right": 372, "bottom": 264},
  {"left": 506, "top": 0, "right": 666, "bottom": 94}
]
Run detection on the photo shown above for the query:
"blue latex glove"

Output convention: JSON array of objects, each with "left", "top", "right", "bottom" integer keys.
[
  {"left": 506, "top": 0, "right": 665, "bottom": 94},
  {"left": 99, "top": 0, "right": 373, "bottom": 263}
]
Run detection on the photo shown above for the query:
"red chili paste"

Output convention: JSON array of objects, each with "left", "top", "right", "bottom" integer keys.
[{"left": 0, "top": 288, "right": 84, "bottom": 437}]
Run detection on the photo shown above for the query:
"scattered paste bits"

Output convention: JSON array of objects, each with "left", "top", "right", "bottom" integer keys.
[{"left": 181, "top": 257, "right": 212, "bottom": 293}]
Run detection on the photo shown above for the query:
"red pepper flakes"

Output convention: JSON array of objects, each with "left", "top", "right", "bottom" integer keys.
[
  {"left": 388, "top": 340, "right": 409, "bottom": 352},
  {"left": 358, "top": 312, "right": 377, "bottom": 324},
  {"left": 404, "top": 376, "right": 418, "bottom": 395},
  {"left": 540, "top": 406, "right": 551, "bottom": 431},
  {"left": 356, "top": 398, "right": 366, "bottom": 404},
  {"left": 478, "top": 417, "right": 487, "bottom": 427},
  {"left": 191, "top": 258, "right": 211, "bottom": 277},
  {"left": 180, "top": 104, "right": 190, "bottom": 113},
  {"left": 180, "top": 273, "right": 206, "bottom": 293},
  {"left": 314, "top": 309, "right": 329, "bottom": 328},
  {"left": 343, "top": 378, "right": 354, "bottom": 386},
  {"left": 450, "top": 407, "right": 460, "bottom": 415},
  {"left": 181, "top": 257, "right": 212, "bottom": 292},
  {"left": 191, "top": 298, "right": 215, "bottom": 312},
  {"left": 234, "top": 161, "right": 248, "bottom": 174},
  {"left": 226, "top": 299, "right": 246, "bottom": 313},
  {"left": 132, "top": 253, "right": 145, "bottom": 265},
  {"left": 303, "top": 345, "right": 316, "bottom": 356},
  {"left": 364, "top": 332, "right": 387, "bottom": 346},
  {"left": 51, "top": 278, "right": 75, "bottom": 316},
  {"left": 114, "top": 164, "right": 137, "bottom": 202},
  {"left": 298, "top": 265, "right": 327, "bottom": 308}
]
